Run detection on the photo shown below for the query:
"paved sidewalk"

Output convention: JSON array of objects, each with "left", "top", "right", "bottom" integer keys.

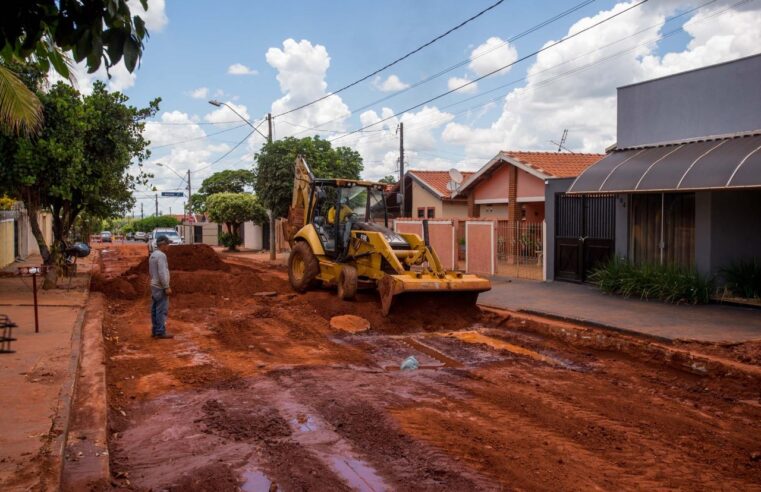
[
  {"left": 0, "top": 255, "right": 93, "bottom": 490},
  {"left": 479, "top": 278, "right": 761, "bottom": 343}
]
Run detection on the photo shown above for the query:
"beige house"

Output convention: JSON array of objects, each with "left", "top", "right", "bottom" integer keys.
[
  {"left": 0, "top": 205, "right": 54, "bottom": 269},
  {"left": 401, "top": 170, "right": 473, "bottom": 219}
]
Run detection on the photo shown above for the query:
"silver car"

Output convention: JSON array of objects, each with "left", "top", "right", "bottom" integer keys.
[{"left": 148, "top": 228, "right": 183, "bottom": 251}]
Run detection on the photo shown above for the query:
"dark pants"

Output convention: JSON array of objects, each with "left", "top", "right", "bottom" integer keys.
[{"left": 151, "top": 286, "right": 169, "bottom": 336}]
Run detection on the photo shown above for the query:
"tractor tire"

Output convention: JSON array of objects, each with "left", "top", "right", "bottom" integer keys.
[
  {"left": 288, "top": 241, "right": 320, "bottom": 293},
  {"left": 337, "top": 265, "right": 358, "bottom": 300}
]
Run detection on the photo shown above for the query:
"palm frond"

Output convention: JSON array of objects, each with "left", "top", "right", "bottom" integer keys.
[{"left": 0, "top": 65, "right": 43, "bottom": 136}]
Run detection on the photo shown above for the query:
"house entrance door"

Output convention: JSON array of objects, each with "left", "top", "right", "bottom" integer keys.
[{"left": 554, "top": 193, "right": 615, "bottom": 282}]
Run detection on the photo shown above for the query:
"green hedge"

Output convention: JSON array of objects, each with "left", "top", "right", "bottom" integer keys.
[
  {"left": 720, "top": 258, "right": 761, "bottom": 299},
  {"left": 589, "top": 257, "right": 713, "bottom": 304}
]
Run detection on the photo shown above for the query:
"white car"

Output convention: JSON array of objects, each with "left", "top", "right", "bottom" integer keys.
[{"left": 149, "top": 228, "right": 183, "bottom": 251}]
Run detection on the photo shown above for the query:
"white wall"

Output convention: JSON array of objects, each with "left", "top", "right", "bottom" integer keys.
[{"left": 243, "top": 221, "right": 263, "bottom": 250}]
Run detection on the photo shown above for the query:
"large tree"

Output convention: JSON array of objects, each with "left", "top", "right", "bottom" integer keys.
[
  {"left": 190, "top": 169, "right": 255, "bottom": 214},
  {"left": 206, "top": 192, "right": 267, "bottom": 251},
  {"left": 1, "top": 0, "right": 150, "bottom": 135},
  {"left": 254, "top": 136, "right": 363, "bottom": 219},
  {"left": 0, "top": 80, "right": 159, "bottom": 287}
]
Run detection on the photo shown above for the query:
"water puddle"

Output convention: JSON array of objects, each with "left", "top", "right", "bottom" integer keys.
[
  {"left": 240, "top": 469, "right": 274, "bottom": 492},
  {"left": 442, "top": 331, "right": 562, "bottom": 366},
  {"left": 329, "top": 456, "right": 387, "bottom": 492}
]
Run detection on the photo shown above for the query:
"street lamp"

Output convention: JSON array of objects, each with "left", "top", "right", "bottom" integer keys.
[
  {"left": 208, "top": 100, "right": 276, "bottom": 260},
  {"left": 156, "top": 162, "right": 192, "bottom": 220}
]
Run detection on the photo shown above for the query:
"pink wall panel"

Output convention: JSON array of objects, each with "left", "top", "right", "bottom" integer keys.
[
  {"left": 428, "top": 222, "right": 455, "bottom": 270},
  {"left": 517, "top": 170, "right": 545, "bottom": 198},
  {"left": 395, "top": 221, "right": 424, "bottom": 237},
  {"left": 466, "top": 222, "right": 494, "bottom": 275}
]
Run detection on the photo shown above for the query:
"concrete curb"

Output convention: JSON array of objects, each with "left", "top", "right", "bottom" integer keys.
[
  {"left": 60, "top": 294, "right": 110, "bottom": 491},
  {"left": 479, "top": 305, "right": 761, "bottom": 384}
]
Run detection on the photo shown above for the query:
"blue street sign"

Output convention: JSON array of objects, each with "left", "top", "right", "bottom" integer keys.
[{"left": 161, "top": 192, "right": 184, "bottom": 197}]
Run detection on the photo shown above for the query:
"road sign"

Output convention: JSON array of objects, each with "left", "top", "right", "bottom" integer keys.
[{"left": 160, "top": 192, "right": 184, "bottom": 197}]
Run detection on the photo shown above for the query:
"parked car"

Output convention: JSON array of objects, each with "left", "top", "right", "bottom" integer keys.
[
  {"left": 101, "top": 231, "right": 112, "bottom": 243},
  {"left": 148, "top": 228, "right": 183, "bottom": 252},
  {"left": 135, "top": 231, "right": 148, "bottom": 242},
  {"left": 126, "top": 232, "right": 134, "bottom": 240}
]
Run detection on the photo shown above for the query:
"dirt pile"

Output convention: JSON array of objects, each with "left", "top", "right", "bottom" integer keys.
[
  {"left": 126, "top": 244, "right": 229, "bottom": 275},
  {"left": 90, "top": 274, "right": 138, "bottom": 299}
]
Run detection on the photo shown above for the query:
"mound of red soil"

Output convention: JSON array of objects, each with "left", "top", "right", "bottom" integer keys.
[
  {"left": 126, "top": 244, "right": 229, "bottom": 275},
  {"left": 90, "top": 274, "right": 138, "bottom": 299}
]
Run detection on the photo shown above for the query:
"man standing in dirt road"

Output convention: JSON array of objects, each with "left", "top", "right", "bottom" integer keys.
[{"left": 149, "top": 235, "right": 174, "bottom": 339}]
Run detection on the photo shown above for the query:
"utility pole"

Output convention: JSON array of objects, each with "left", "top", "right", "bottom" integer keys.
[
  {"left": 398, "top": 122, "right": 405, "bottom": 217},
  {"left": 267, "top": 113, "right": 276, "bottom": 260},
  {"left": 141, "top": 202, "right": 144, "bottom": 220},
  {"left": 155, "top": 194, "right": 158, "bottom": 216}
]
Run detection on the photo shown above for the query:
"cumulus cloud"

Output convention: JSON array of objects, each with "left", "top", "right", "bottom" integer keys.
[
  {"left": 442, "top": 1, "right": 761, "bottom": 159},
  {"left": 373, "top": 74, "right": 410, "bottom": 92},
  {"left": 188, "top": 87, "right": 209, "bottom": 99},
  {"left": 447, "top": 76, "right": 478, "bottom": 94},
  {"left": 227, "top": 63, "right": 258, "bottom": 76},
  {"left": 266, "top": 39, "right": 350, "bottom": 136},
  {"left": 469, "top": 36, "right": 518, "bottom": 77},
  {"left": 127, "top": 0, "right": 168, "bottom": 31},
  {"left": 48, "top": 59, "right": 137, "bottom": 95}
]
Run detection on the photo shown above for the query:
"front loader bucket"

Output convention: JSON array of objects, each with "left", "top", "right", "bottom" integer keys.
[{"left": 378, "top": 272, "right": 491, "bottom": 316}]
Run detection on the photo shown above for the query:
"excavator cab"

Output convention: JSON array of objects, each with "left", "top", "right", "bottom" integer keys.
[{"left": 286, "top": 156, "right": 490, "bottom": 315}]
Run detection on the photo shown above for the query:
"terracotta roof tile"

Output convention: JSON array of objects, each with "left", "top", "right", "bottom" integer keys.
[
  {"left": 407, "top": 170, "right": 474, "bottom": 198},
  {"left": 501, "top": 151, "right": 604, "bottom": 178}
]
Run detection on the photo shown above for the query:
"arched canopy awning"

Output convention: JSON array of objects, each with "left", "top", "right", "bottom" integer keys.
[{"left": 568, "top": 133, "right": 761, "bottom": 194}]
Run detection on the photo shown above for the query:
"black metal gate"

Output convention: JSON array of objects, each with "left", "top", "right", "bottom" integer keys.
[{"left": 555, "top": 193, "right": 616, "bottom": 282}]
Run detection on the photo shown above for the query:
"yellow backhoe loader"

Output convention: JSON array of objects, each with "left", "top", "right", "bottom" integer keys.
[{"left": 285, "top": 156, "right": 491, "bottom": 315}]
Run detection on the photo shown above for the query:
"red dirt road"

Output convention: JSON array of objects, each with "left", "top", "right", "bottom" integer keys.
[{"left": 97, "top": 245, "right": 761, "bottom": 491}]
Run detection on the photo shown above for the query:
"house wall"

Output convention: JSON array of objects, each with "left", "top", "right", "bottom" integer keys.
[
  {"left": 708, "top": 189, "right": 761, "bottom": 278},
  {"left": 410, "top": 180, "right": 442, "bottom": 218},
  {"left": 243, "top": 221, "right": 263, "bottom": 250},
  {"left": 479, "top": 204, "right": 508, "bottom": 218},
  {"left": 0, "top": 219, "right": 14, "bottom": 268},
  {"left": 472, "top": 164, "right": 546, "bottom": 202},
  {"left": 442, "top": 201, "right": 468, "bottom": 218},
  {"left": 543, "top": 178, "right": 574, "bottom": 281},
  {"left": 617, "top": 54, "right": 761, "bottom": 148},
  {"left": 22, "top": 211, "right": 53, "bottom": 257}
]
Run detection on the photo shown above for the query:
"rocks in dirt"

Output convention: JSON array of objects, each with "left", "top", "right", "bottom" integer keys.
[
  {"left": 400, "top": 356, "right": 420, "bottom": 371},
  {"left": 751, "top": 451, "right": 761, "bottom": 461},
  {"left": 330, "top": 314, "right": 371, "bottom": 333},
  {"left": 254, "top": 291, "right": 278, "bottom": 297}
]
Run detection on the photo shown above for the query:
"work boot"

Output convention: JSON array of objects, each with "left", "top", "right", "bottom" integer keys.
[{"left": 154, "top": 333, "right": 175, "bottom": 339}]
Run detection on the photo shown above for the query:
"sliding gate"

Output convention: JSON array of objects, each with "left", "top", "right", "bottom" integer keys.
[{"left": 555, "top": 194, "right": 616, "bottom": 282}]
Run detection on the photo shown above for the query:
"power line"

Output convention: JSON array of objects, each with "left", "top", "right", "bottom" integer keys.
[
  {"left": 195, "top": 130, "right": 256, "bottom": 172},
  {"left": 273, "top": 0, "right": 508, "bottom": 118},
  {"left": 149, "top": 123, "right": 248, "bottom": 149},
  {"left": 147, "top": 120, "right": 244, "bottom": 126},
  {"left": 331, "top": 0, "right": 649, "bottom": 142},
  {"left": 290, "top": 0, "right": 596, "bottom": 137}
]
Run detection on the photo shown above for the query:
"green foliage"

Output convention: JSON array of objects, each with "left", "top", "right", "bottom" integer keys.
[
  {"left": 254, "top": 136, "right": 363, "bottom": 217},
  {"left": 590, "top": 257, "right": 714, "bottom": 305},
  {"left": 0, "top": 80, "right": 159, "bottom": 271},
  {"left": 379, "top": 175, "right": 397, "bottom": 184},
  {"left": 219, "top": 232, "right": 243, "bottom": 249},
  {"left": 720, "top": 258, "right": 761, "bottom": 299},
  {"left": 192, "top": 169, "right": 256, "bottom": 214},
  {"left": 206, "top": 192, "right": 267, "bottom": 251},
  {"left": 127, "top": 215, "right": 179, "bottom": 233},
  {"left": 0, "top": 1, "right": 149, "bottom": 135},
  {"left": 0, "top": 195, "right": 15, "bottom": 210}
]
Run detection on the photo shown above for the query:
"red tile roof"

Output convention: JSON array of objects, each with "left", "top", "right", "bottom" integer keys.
[
  {"left": 501, "top": 151, "right": 604, "bottom": 178},
  {"left": 407, "top": 170, "right": 474, "bottom": 198}
]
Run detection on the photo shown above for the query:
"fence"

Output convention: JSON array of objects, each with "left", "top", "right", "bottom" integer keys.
[{"left": 394, "top": 219, "right": 545, "bottom": 280}]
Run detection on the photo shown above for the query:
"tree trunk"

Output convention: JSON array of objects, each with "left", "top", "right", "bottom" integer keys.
[{"left": 21, "top": 190, "right": 58, "bottom": 289}]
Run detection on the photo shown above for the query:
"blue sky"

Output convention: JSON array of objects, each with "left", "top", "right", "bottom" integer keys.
[{"left": 70, "top": 0, "right": 760, "bottom": 216}]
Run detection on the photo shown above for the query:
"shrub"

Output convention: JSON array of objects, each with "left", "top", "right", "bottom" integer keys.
[
  {"left": 589, "top": 257, "right": 713, "bottom": 305},
  {"left": 720, "top": 258, "right": 761, "bottom": 299},
  {"left": 219, "top": 231, "right": 242, "bottom": 251}
]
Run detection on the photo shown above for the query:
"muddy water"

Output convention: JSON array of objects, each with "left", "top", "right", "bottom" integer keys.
[{"left": 100, "top": 245, "right": 761, "bottom": 490}]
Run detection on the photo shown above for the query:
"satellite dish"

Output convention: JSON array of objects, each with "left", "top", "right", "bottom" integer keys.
[
  {"left": 446, "top": 181, "right": 459, "bottom": 192},
  {"left": 448, "top": 168, "right": 463, "bottom": 184}
]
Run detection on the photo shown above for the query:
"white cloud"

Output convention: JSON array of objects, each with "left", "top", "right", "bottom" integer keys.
[
  {"left": 188, "top": 87, "right": 209, "bottom": 99},
  {"left": 266, "top": 39, "right": 350, "bottom": 136},
  {"left": 469, "top": 36, "right": 518, "bottom": 77},
  {"left": 442, "top": 1, "right": 761, "bottom": 158},
  {"left": 227, "top": 63, "right": 258, "bottom": 76},
  {"left": 447, "top": 76, "right": 478, "bottom": 94},
  {"left": 48, "top": 59, "right": 137, "bottom": 95},
  {"left": 373, "top": 74, "right": 410, "bottom": 92},
  {"left": 127, "top": 0, "right": 168, "bottom": 32}
]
